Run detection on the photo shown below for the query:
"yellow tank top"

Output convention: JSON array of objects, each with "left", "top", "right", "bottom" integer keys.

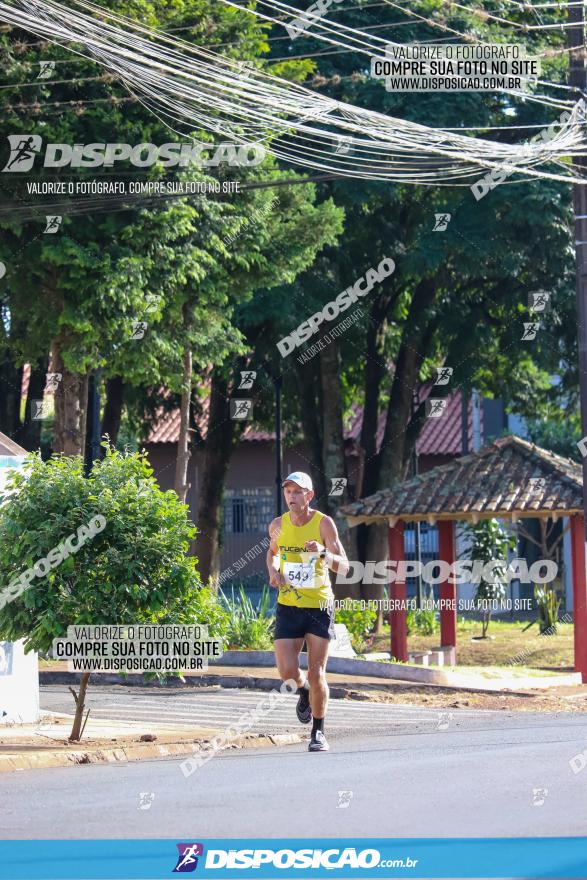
[{"left": 276, "top": 510, "right": 333, "bottom": 608}]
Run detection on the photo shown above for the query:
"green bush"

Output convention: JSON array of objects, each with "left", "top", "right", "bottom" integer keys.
[
  {"left": 406, "top": 608, "right": 438, "bottom": 636},
  {"left": 0, "top": 448, "right": 219, "bottom": 740},
  {"left": 220, "top": 584, "right": 274, "bottom": 650},
  {"left": 534, "top": 584, "right": 561, "bottom": 635},
  {"left": 0, "top": 448, "right": 217, "bottom": 644},
  {"left": 335, "top": 605, "right": 377, "bottom": 653}
]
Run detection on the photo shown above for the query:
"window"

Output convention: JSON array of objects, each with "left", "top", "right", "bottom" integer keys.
[{"left": 223, "top": 488, "right": 274, "bottom": 534}]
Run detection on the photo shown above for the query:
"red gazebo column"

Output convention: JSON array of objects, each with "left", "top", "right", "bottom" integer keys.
[
  {"left": 438, "top": 520, "right": 457, "bottom": 655},
  {"left": 388, "top": 520, "right": 408, "bottom": 662},
  {"left": 570, "top": 514, "right": 587, "bottom": 682}
]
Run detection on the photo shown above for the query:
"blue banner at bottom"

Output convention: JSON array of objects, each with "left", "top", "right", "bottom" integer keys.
[{"left": 1, "top": 838, "right": 587, "bottom": 880}]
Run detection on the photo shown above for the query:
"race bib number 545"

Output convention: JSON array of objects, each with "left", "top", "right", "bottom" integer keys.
[{"left": 283, "top": 561, "right": 316, "bottom": 588}]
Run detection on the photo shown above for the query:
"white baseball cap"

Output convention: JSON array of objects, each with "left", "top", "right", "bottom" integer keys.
[{"left": 282, "top": 471, "right": 313, "bottom": 491}]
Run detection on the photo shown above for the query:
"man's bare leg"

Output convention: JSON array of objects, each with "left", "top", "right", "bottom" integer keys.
[
  {"left": 274, "top": 637, "right": 305, "bottom": 688},
  {"left": 305, "top": 633, "right": 330, "bottom": 750}
]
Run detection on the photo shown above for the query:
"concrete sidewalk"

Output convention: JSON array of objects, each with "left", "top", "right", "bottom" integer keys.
[
  {"left": 39, "top": 659, "right": 581, "bottom": 696},
  {"left": 0, "top": 708, "right": 301, "bottom": 773}
]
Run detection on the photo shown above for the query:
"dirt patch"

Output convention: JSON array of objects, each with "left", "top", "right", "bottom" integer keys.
[{"left": 343, "top": 683, "right": 587, "bottom": 712}]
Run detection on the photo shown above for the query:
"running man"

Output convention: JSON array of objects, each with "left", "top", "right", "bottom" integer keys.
[{"left": 267, "top": 472, "right": 348, "bottom": 752}]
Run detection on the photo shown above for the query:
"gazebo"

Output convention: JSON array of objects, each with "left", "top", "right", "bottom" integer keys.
[{"left": 340, "top": 435, "right": 587, "bottom": 681}]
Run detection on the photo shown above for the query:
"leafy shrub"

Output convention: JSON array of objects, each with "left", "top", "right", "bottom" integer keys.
[
  {"left": 415, "top": 608, "right": 438, "bottom": 635},
  {"left": 220, "top": 584, "right": 274, "bottom": 650},
  {"left": 534, "top": 584, "right": 561, "bottom": 634},
  {"left": 406, "top": 608, "right": 438, "bottom": 636},
  {"left": 335, "top": 605, "right": 377, "bottom": 653},
  {"left": 0, "top": 448, "right": 214, "bottom": 740},
  {"left": 463, "top": 518, "right": 515, "bottom": 637}
]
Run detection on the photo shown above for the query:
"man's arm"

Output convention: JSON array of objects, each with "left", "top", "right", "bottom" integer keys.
[
  {"left": 266, "top": 516, "right": 286, "bottom": 588},
  {"left": 305, "top": 516, "right": 349, "bottom": 576}
]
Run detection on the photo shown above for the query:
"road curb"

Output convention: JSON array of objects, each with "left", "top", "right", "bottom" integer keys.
[
  {"left": 37, "top": 669, "right": 560, "bottom": 699},
  {"left": 209, "top": 651, "right": 582, "bottom": 690},
  {"left": 38, "top": 670, "right": 352, "bottom": 699},
  {"left": 0, "top": 731, "right": 303, "bottom": 773}
]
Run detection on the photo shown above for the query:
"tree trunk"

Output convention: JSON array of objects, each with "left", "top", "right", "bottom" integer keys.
[
  {"left": 360, "top": 295, "right": 393, "bottom": 498},
  {"left": 363, "top": 279, "right": 437, "bottom": 607},
  {"left": 195, "top": 373, "right": 240, "bottom": 587},
  {"left": 377, "top": 279, "right": 437, "bottom": 489},
  {"left": 293, "top": 356, "right": 326, "bottom": 503},
  {"left": 320, "top": 340, "right": 347, "bottom": 516},
  {"left": 51, "top": 338, "right": 89, "bottom": 456},
  {"left": 319, "top": 340, "right": 356, "bottom": 595},
  {"left": 0, "top": 357, "right": 23, "bottom": 440},
  {"left": 68, "top": 672, "right": 90, "bottom": 741},
  {"left": 100, "top": 375, "right": 125, "bottom": 447},
  {"left": 174, "top": 345, "right": 193, "bottom": 503},
  {"left": 20, "top": 356, "right": 48, "bottom": 451},
  {"left": 357, "top": 296, "right": 391, "bottom": 566}
]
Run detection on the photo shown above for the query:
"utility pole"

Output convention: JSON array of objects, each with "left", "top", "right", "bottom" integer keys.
[
  {"left": 274, "top": 375, "right": 283, "bottom": 517},
  {"left": 411, "top": 387, "right": 423, "bottom": 608},
  {"left": 84, "top": 369, "right": 101, "bottom": 475},
  {"left": 568, "top": 0, "right": 587, "bottom": 680},
  {"left": 570, "top": 0, "right": 587, "bottom": 511}
]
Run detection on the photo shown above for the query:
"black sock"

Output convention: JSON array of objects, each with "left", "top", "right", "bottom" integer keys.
[{"left": 312, "top": 717, "right": 324, "bottom": 735}]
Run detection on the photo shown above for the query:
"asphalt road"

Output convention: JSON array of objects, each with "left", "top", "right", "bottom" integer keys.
[
  {"left": 3, "top": 686, "right": 587, "bottom": 838},
  {"left": 37, "top": 684, "right": 509, "bottom": 737}
]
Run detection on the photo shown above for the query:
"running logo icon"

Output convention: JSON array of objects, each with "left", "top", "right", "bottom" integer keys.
[
  {"left": 2, "top": 135, "right": 42, "bottom": 172},
  {"left": 173, "top": 843, "right": 204, "bottom": 872}
]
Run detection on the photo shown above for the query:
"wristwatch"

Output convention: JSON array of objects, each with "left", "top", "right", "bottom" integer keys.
[{"left": 319, "top": 548, "right": 328, "bottom": 560}]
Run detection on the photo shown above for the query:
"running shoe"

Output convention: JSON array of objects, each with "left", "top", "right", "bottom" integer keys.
[
  {"left": 308, "top": 730, "right": 329, "bottom": 752},
  {"left": 296, "top": 685, "right": 312, "bottom": 724}
]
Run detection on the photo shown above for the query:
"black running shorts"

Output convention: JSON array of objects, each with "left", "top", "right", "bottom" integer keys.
[{"left": 274, "top": 602, "right": 336, "bottom": 641}]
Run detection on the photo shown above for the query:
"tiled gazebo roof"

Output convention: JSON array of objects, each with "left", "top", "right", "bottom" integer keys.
[{"left": 341, "top": 435, "right": 583, "bottom": 526}]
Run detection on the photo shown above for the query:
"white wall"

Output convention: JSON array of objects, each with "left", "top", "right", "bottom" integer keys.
[
  {"left": 0, "top": 640, "right": 39, "bottom": 723},
  {"left": 0, "top": 456, "right": 40, "bottom": 724}
]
